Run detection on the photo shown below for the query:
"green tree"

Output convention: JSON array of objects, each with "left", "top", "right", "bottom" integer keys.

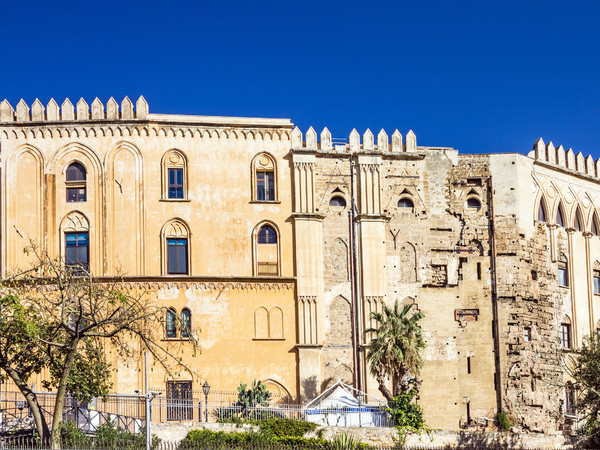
[
  {"left": 566, "top": 333, "right": 600, "bottom": 446},
  {"left": 0, "top": 247, "right": 198, "bottom": 448},
  {"left": 366, "top": 301, "right": 425, "bottom": 402}
]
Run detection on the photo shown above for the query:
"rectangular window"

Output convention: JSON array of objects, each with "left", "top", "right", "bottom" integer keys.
[
  {"left": 524, "top": 327, "right": 532, "bottom": 342},
  {"left": 257, "top": 171, "right": 275, "bottom": 201},
  {"left": 166, "top": 381, "right": 193, "bottom": 421},
  {"left": 560, "top": 323, "right": 571, "bottom": 349},
  {"left": 65, "top": 232, "right": 89, "bottom": 273},
  {"left": 558, "top": 262, "right": 568, "bottom": 287},
  {"left": 594, "top": 270, "right": 600, "bottom": 295},
  {"left": 66, "top": 187, "right": 86, "bottom": 202},
  {"left": 168, "top": 168, "right": 184, "bottom": 199},
  {"left": 167, "top": 238, "right": 188, "bottom": 274}
]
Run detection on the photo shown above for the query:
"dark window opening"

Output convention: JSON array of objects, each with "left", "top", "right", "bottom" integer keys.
[
  {"left": 574, "top": 210, "right": 583, "bottom": 232},
  {"left": 477, "top": 262, "right": 482, "bottom": 280},
  {"left": 565, "top": 383, "right": 575, "bottom": 415},
  {"left": 524, "top": 327, "right": 532, "bottom": 342},
  {"left": 556, "top": 206, "right": 565, "bottom": 227},
  {"left": 168, "top": 168, "right": 184, "bottom": 199},
  {"left": 531, "top": 270, "right": 538, "bottom": 281},
  {"left": 398, "top": 197, "right": 414, "bottom": 211},
  {"left": 65, "top": 232, "right": 89, "bottom": 274},
  {"left": 538, "top": 201, "right": 547, "bottom": 222},
  {"left": 257, "top": 171, "right": 275, "bottom": 201},
  {"left": 258, "top": 225, "right": 277, "bottom": 244},
  {"left": 593, "top": 217, "right": 599, "bottom": 235},
  {"left": 467, "top": 356, "right": 471, "bottom": 374},
  {"left": 167, "top": 238, "right": 188, "bottom": 274},
  {"left": 594, "top": 270, "right": 600, "bottom": 295},
  {"left": 181, "top": 308, "right": 191, "bottom": 338},
  {"left": 466, "top": 197, "right": 481, "bottom": 210},
  {"left": 329, "top": 196, "right": 347, "bottom": 208}
]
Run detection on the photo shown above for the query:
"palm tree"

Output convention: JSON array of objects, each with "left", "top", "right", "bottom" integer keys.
[{"left": 366, "top": 301, "right": 426, "bottom": 402}]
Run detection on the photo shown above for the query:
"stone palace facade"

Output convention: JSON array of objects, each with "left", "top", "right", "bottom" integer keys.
[{"left": 1, "top": 96, "right": 598, "bottom": 433}]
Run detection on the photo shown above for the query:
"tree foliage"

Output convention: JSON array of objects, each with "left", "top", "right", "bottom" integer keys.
[
  {"left": 366, "top": 301, "right": 425, "bottom": 402},
  {"left": 0, "top": 246, "right": 199, "bottom": 448},
  {"left": 567, "top": 333, "right": 600, "bottom": 446}
]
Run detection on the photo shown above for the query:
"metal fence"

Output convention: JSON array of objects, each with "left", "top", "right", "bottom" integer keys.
[{"left": 0, "top": 391, "right": 145, "bottom": 435}]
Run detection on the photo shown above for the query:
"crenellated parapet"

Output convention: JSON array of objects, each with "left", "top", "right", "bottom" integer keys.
[
  {"left": 291, "top": 126, "right": 418, "bottom": 152},
  {"left": 528, "top": 137, "right": 599, "bottom": 178},
  {"left": 0, "top": 96, "right": 148, "bottom": 122}
]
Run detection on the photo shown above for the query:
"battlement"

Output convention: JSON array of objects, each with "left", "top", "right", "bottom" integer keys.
[
  {"left": 291, "top": 126, "right": 418, "bottom": 152},
  {"left": 0, "top": 96, "right": 148, "bottom": 122},
  {"left": 528, "top": 137, "right": 599, "bottom": 178}
]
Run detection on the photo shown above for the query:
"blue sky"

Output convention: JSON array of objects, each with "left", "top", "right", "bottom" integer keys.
[{"left": 1, "top": 0, "right": 599, "bottom": 157}]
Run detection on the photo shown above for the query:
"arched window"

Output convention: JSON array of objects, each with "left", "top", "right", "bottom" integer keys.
[
  {"left": 574, "top": 207, "right": 583, "bottom": 231},
  {"left": 254, "top": 222, "right": 280, "bottom": 276},
  {"left": 565, "top": 382, "right": 575, "bottom": 415},
  {"left": 537, "top": 199, "right": 547, "bottom": 222},
  {"left": 181, "top": 308, "right": 191, "bottom": 338},
  {"left": 61, "top": 212, "right": 90, "bottom": 275},
  {"left": 556, "top": 203, "right": 565, "bottom": 227},
  {"left": 592, "top": 213, "right": 600, "bottom": 236},
  {"left": 252, "top": 153, "right": 277, "bottom": 202},
  {"left": 166, "top": 308, "right": 177, "bottom": 338},
  {"left": 258, "top": 225, "right": 277, "bottom": 244},
  {"left": 161, "top": 219, "right": 191, "bottom": 275},
  {"left": 329, "top": 196, "right": 347, "bottom": 208},
  {"left": 466, "top": 197, "right": 481, "bottom": 211},
  {"left": 66, "top": 162, "right": 87, "bottom": 202},
  {"left": 398, "top": 197, "right": 414, "bottom": 212},
  {"left": 161, "top": 150, "right": 188, "bottom": 200}
]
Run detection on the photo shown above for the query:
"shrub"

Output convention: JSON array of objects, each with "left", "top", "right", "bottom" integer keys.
[
  {"left": 496, "top": 411, "right": 512, "bottom": 431},
  {"left": 386, "top": 389, "right": 424, "bottom": 429},
  {"left": 258, "top": 417, "right": 318, "bottom": 438}
]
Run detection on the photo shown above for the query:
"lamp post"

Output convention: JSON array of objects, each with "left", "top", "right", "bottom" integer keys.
[
  {"left": 357, "top": 393, "right": 363, "bottom": 427},
  {"left": 135, "top": 352, "right": 161, "bottom": 450},
  {"left": 202, "top": 381, "right": 210, "bottom": 423}
]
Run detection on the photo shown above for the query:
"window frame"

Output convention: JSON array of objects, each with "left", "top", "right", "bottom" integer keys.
[
  {"left": 398, "top": 197, "right": 415, "bottom": 212},
  {"left": 65, "top": 162, "right": 87, "bottom": 203},
  {"left": 594, "top": 269, "right": 600, "bottom": 295},
  {"left": 251, "top": 153, "right": 278, "bottom": 203},
  {"left": 558, "top": 257, "right": 569, "bottom": 288},
  {"left": 560, "top": 323, "right": 572, "bottom": 349},
  {"left": 168, "top": 168, "right": 184, "bottom": 199},
  {"left": 161, "top": 150, "right": 188, "bottom": 201},
  {"left": 166, "top": 308, "right": 178, "bottom": 339},
  {"left": 181, "top": 308, "right": 192, "bottom": 338},
  {"left": 565, "top": 383, "right": 575, "bottom": 415},
  {"left": 167, "top": 238, "right": 189, "bottom": 275},
  {"left": 65, "top": 231, "right": 89, "bottom": 274},
  {"left": 253, "top": 221, "right": 281, "bottom": 277}
]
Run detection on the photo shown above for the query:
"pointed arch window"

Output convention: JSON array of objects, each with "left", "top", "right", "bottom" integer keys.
[
  {"left": 556, "top": 204, "right": 565, "bottom": 227},
  {"left": 254, "top": 222, "right": 280, "bottom": 276},
  {"left": 161, "top": 219, "right": 191, "bottom": 275},
  {"left": 252, "top": 153, "right": 277, "bottom": 202},
  {"left": 574, "top": 208, "right": 583, "bottom": 231},
  {"left": 537, "top": 199, "right": 547, "bottom": 222},
  {"left": 181, "top": 308, "right": 192, "bottom": 338},
  {"left": 166, "top": 308, "right": 177, "bottom": 338},
  {"left": 66, "top": 162, "right": 87, "bottom": 202}
]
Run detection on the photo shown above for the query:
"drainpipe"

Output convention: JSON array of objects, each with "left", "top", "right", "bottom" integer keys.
[
  {"left": 349, "top": 152, "right": 362, "bottom": 392},
  {"left": 487, "top": 175, "right": 503, "bottom": 413}
]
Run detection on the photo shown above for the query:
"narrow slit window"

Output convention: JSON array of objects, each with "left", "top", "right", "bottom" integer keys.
[
  {"left": 166, "top": 308, "right": 177, "bottom": 338},
  {"left": 181, "top": 308, "right": 191, "bottom": 338},
  {"left": 594, "top": 269, "right": 600, "bottom": 295},
  {"left": 558, "top": 259, "right": 569, "bottom": 288}
]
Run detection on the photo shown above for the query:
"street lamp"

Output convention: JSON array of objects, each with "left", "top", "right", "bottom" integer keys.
[{"left": 202, "top": 381, "right": 210, "bottom": 423}]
